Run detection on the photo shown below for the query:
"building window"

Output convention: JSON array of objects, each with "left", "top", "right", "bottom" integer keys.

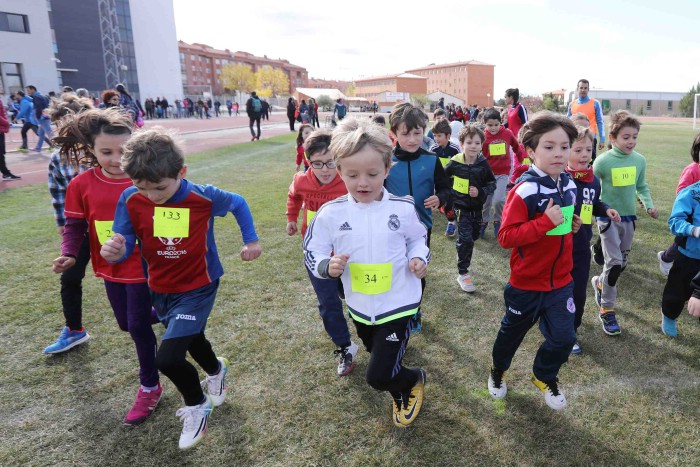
[
  {"left": 646, "top": 100, "right": 652, "bottom": 110},
  {"left": 625, "top": 99, "right": 631, "bottom": 110},
  {"left": 192, "top": 65, "right": 195, "bottom": 71},
  {"left": 215, "top": 59, "right": 220, "bottom": 65},
  {"left": 205, "top": 58, "right": 210, "bottom": 64},
  {"left": 191, "top": 54, "right": 195, "bottom": 61},
  {"left": 0, "top": 12, "right": 30, "bottom": 33},
  {"left": 0, "top": 62, "right": 24, "bottom": 94},
  {"left": 180, "top": 53, "right": 185, "bottom": 60},
  {"left": 668, "top": 100, "right": 673, "bottom": 111}
]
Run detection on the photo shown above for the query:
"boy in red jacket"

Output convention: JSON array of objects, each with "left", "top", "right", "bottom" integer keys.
[
  {"left": 286, "top": 129, "right": 358, "bottom": 376},
  {"left": 487, "top": 112, "right": 581, "bottom": 411},
  {"left": 480, "top": 108, "right": 525, "bottom": 238}
]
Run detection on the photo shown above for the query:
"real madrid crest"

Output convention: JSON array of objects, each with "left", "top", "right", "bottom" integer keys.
[{"left": 388, "top": 214, "right": 400, "bottom": 231}]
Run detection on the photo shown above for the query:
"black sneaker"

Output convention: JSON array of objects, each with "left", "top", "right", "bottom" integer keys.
[{"left": 3, "top": 173, "right": 21, "bottom": 180}]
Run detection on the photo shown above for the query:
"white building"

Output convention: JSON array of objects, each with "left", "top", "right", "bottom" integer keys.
[{"left": 0, "top": 1, "right": 60, "bottom": 96}]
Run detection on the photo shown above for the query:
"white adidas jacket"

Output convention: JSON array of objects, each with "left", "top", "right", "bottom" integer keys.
[{"left": 303, "top": 188, "right": 430, "bottom": 325}]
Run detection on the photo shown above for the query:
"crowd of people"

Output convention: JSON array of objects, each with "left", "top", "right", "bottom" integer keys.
[{"left": 2, "top": 76, "right": 698, "bottom": 451}]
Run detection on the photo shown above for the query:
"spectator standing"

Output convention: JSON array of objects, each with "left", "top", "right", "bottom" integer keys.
[
  {"left": 287, "top": 97, "right": 297, "bottom": 132},
  {"left": 0, "top": 96, "right": 21, "bottom": 179},
  {"left": 247, "top": 91, "right": 263, "bottom": 141}
]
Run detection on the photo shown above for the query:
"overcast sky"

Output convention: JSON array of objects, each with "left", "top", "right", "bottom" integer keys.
[{"left": 173, "top": 0, "right": 699, "bottom": 98}]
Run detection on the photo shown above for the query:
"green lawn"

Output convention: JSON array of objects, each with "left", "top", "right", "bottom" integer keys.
[{"left": 1, "top": 120, "right": 699, "bottom": 466}]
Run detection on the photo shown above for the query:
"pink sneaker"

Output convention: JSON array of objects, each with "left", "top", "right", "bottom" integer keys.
[{"left": 123, "top": 384, "right": 163, "bottom": 426}]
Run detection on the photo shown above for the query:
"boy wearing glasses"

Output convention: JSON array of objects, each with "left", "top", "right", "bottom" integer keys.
[{"left": 286, "top": 129, "right": 359, "bottom": 376}]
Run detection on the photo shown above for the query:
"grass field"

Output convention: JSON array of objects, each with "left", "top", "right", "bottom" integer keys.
[{"left": 1, "top": 119, "right": 699, "bottom": 466}]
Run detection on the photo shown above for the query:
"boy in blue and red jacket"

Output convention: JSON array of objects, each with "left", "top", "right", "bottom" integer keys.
[
  {"left": 487, "top": 112, "right": 581, "bottom": 411},
  {"left": 566, "top": 127, "right": 619, "bottom": 355}
]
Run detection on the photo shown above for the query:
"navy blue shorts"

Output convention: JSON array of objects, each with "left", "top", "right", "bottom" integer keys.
[{"left": 151, "top": 279, "right": 219, "bottom": 340}]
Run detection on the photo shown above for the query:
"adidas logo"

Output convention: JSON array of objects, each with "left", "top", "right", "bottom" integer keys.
[
  {"left": 385, "top": 333, "right": 399, "bottom": 342},
  {"left": 339, "top": 221, "right": 352, "bottom": 231}
]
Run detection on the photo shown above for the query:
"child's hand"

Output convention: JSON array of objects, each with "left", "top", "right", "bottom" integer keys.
[
  {"left": 286, "top": 222, "right": 298, "bottom": 236},
  {"left": 101, "top": 233, "right": 126, "bottom": 262},
  {"left": 57, "top": 226, "right": 64, "bottom": 236},
  {"left": 544, "top": 198, "right": 564, "bottom": 225},
  {"left": 328, "top": 253, "right": 349, "bottom": 278},
  {"left": 52, "top": 255, "right": 76, "bottom": 273},
  {"left": 240, "top": 241, "right": 262, "bottom": 261},
  {"left": 409, "top": 257, "right": 427, "bottom": 279},
  {"left": 295, "top": 164, "right": 301, "bottom": 172},
  {"left": 468, "top": 186, "right": 479, "bottom": 198},
  {"left": 572, "top": 214, "right": 582, "bottom": 234},
  {"left": 688, "top": 297, "right": 700, "bottom": 317},
  {"left": 424, "top": 195, "right": 440, "bottom": 209},
  {"left": 607, "top": 208, "right": 621, "bottom": 222},
  {"left": 647, "top": 207, "right": 659, "bottom": 219},
  {"left": 598, "top": 140, "right": 606, "bottom": 151}
]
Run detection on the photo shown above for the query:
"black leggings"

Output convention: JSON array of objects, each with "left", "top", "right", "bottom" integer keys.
[
  {"left": 156, "top": 332, "right": 219, "bottom": 406},
  {"left": 60, "top": 234, "right": 91, "bottom": 330}
]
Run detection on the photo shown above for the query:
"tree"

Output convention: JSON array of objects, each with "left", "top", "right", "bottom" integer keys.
[
  {"left": 346, "top": 82, "right": 356, "bottom": 97},
  {"left": 542, "top": 94, "right": 560, "bottom": 112},
  {"left": 220, "top": 64, "right": 256, "bottom": 104},
  {"left": 411, "top": 93, "right": 429, "bottom": 108},
  {"left": 679, "top": 82, "right": 700, "bottom": 117},
  {"left": 521, "top": 95, "right": 544, "bottom": 113},
  {"left": 496, "top": 98, "right": 506, "bottom": 107},
  {"left": 256, "top": 68, "right": 289, "bottom": 98},
  {"left": 316, "top": 95, "right": 333, "bottom": 111}
]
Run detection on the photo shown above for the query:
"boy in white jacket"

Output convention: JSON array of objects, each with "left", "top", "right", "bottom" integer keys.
[{"left": 303, "top": 117, "right": 430, "bottom": 428}]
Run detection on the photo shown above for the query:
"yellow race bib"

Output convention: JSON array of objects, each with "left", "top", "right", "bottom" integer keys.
[
  {"left": 580, "top": 204, "right": 593, "bottom": 225},
  {"left": 349, "top": 262, "right": 392, "bottom": 295},
  {"left": 440, "top": 157, "right": 449, "bottom": 168},
  {"left": 153, "top": 207, "right": 190, "bottom": 238},
  {"left": 489, "top": 142, "right": 506, "bottom": 156},
  {"left": 522, "top": 157, "right": 531, "bottom": 165},
  {"left": 453, "top": 177, "right": 470, "bottom": 195},
  {"left": 306, "top": 209, "right": 316, "bottom": 225},
  {"left": 94, "top": 220, "right": 114, "bottom": 245},
  {"left": 611, "top": 166, "right": 636, "bottom": 187}
]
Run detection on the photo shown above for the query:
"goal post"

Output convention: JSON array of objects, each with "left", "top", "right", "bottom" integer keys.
[{"left": 694, "top": 93, "right": 700, "bottom": 130}]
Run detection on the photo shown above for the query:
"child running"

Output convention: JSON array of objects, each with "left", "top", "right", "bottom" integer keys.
[
  {"left": 657, "top": 133, "right": 700, "bottom": 276},
  {"left": 590, "top": 110, "right": 658, "bottom": 336},
  {"left": 566, "top": 126, "right": 620, "bottom": 354},
  {"left": 303, "top": 117, "right": 429, "bottom": 428},
  {"left": 295, "top": 123, "right": 313, "bottom": 172},
  {"left": 51, "top": 108, "right": 162, "bottom": 425},
  {"left": 384, "top": 102, "right": 450, "bottom": 332},
  {"left": 429, "top": 119, "right": 461, "bottom": 237},
  {"left": 286, "top": 128, "right": 359, "bottom": 376},
  {"left": 101, "top": 127, "right": 261, "bottom": 449},
  {"left": 480, "top": 108, "right": 526, "bottom": 239},
  {"left": 444, "top": 124, "right": 496, "bottom": 292},
  {"left": 487, "top": 111, "right": 581, "bottom": 410},
  {"left": 659, "top": 137, "right": 700, "bottom": 337}
]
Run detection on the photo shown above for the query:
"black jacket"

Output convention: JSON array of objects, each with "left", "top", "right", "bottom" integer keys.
[{"left": 444, "top": 153, "right": 497, "bottom": 211}]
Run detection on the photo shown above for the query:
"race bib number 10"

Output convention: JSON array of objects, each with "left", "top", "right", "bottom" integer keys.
[
  {"left": 611, "top": 166, "right": 636, "bottom": 186},
  {"left": 153, "top": 207, "right": 190, "bottom": 237},
  {"left": 349, "top": 262, "right": 392, "bottom": 295}
]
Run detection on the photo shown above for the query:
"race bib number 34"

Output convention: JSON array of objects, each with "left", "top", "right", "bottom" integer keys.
[
  {"left": 349, "top": 262, "right": 392, "bottom": 295},
  {"left": 611, "top": 166, "right": 636, "bottom": 186},
  {"left": 153, "top": 207, "right": 190, "bottom": 237}
]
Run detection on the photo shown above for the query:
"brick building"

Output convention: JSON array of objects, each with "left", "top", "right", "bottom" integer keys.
[
  {"left": 405, "top": 61, "right": 495, "bottom": 108},
  {"left": 307, "top": 78, "right": 351, "bottom": 95},
  {"left": 178, "top": 41, "right": 308, "bottom": 96},
  {"left": 354, "top": 73, "right": 427, "bottom": 110}
]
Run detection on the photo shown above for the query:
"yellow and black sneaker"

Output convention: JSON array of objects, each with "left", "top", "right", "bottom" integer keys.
[
  {"left": 398, "top": 368, "right": 426, "bottom": 427},
  {"left": 532, "top": 374, "right": 567, "bottom": 410},
  {"left": 392, "top": 395, "right": 404, "bottom": 428}
]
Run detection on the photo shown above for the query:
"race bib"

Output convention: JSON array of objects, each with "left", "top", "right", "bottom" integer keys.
[
  {"left": 94, "top": 220, "right": 114, "bottom": 245},
  {"left": 453, "top": 176, "right": 470, "bottom": 195},
  {"left": 580, "top": 203, "right": 593, "bottom": 225},
  {"left": 306, "top": 209, "right": 316, "bottom": 225},
  {"left": 489, "top": 142, "right": 506, "bottom": 156},
  {"left": 349, "top": 262, "right": 392, "bottom": 295},
  {"left": 522, "top": 157, "right": 531, "bottom": 165},
  {"left": 153, "top": 207, "right": 190, "bottom": 238},
  {"left": 611, "top": 166, "right": 636, "bottom": 186},
  {"left": 546, "top": 205, "right": 575, "bottom": 236},
  {"left": 440, "top": 157, "right": 449, "bottom": 168}
]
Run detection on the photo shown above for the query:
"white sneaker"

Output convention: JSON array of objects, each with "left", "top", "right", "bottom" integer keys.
[
  {"left": 657, "top": 251, "right": 673, "bottom": 276},
  {"left": 487, "top": 367, "right": 507, "bottom": 399},
  {"left": 532, "top": 375, "right": 567, "bottom": 410},
  {"left": 176, "top": 397, "right": 212, "bottom": 449},
  {"left": 201, "top": 357, "right": 229, "bottom": 406},
  {"left": 457, "top": 274, "right": 476, "bottom": 293},
  {"left": 335, "top": 342, "right": 358, "bottom": 377}
]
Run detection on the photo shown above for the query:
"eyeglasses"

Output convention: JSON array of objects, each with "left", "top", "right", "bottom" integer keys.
[{"left": 309, "top": 160, "right": 336, "bottom": 169}]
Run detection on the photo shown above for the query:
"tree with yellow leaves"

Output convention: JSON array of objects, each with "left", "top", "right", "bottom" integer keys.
[
  {"left": 256, "top": 68, "right": 290, "bottom": 98},
  {"left": 221, "top": 64, "right": 256, "bottom": 104}
]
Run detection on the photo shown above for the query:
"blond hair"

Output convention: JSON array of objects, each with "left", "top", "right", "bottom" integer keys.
[
  {"left": 329, "top": 117, "right": 393, "bottom": 169},
  {"left": 122, "top": 127, "right": 185, "bottom": 182}
]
